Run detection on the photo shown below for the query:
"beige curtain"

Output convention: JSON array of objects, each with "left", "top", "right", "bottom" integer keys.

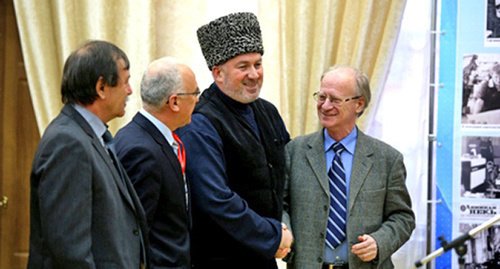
[
  {"left": 13, "top": 1, "right": 409, "bottom": 267},
  {"left": 14, "top": 0, "right": 406, "bottom": 138},
  {"left": 13, "top": 0, "right": 155, "bottom": 134},
  {"left": 279, "top": 0, "right": 407, "bottom": 137}
]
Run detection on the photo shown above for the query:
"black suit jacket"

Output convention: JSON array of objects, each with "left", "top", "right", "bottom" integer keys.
[
  {"left": 28, "top": 104, "right": 149, "bottom": 269},
  {"left": 115, "top": 112, "right": 191, "bottom": 268}
]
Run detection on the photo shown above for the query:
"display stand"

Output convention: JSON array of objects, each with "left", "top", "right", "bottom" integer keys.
[{"left": 413, "top": 214, "right": 500, "bottom": 268}]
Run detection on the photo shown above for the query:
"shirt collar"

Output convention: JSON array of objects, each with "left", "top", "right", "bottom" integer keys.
[
  {"left": 73, "top": 104, "right": 107, "bottom": 140},
  {"left": 139, "top": 108, "right": 175, "bottom": 147},
  {"left": 323, "top": 126, "right": 358, "bottom": 154}
]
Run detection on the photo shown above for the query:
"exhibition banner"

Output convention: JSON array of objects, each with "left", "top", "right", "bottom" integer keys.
[{"left": 436, "top": 0, "right": 500, "bottom": 268}]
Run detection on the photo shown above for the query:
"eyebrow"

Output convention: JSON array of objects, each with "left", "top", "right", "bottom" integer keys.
[{"left": 236, "top": 57, "right": 262, "bottom": 65}]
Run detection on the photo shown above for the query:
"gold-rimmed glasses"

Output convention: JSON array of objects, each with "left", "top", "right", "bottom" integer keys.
[{"left": 313, "top": 91, "right": 361, "bottom": 106}]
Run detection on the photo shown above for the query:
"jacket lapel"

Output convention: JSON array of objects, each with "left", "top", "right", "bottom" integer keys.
[
  {"left": 348, "top": 130, "right": 373, "bottom": 212},
  {"left": 133, "top": 113, "right": 184, "bottom": 180},
  {"left": 305, "top": 131, "right": 330, "bottom": 196},
  {"left": 62, "top": 104, "right": 137, "bottom": 210}
]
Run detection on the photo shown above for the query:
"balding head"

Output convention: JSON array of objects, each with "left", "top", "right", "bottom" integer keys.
[
  {"left": 321, "top": 65, "right": 371, "bottom": 116},
  {"left": 141, "top": 57, "right": 184, "bottom": 111}
]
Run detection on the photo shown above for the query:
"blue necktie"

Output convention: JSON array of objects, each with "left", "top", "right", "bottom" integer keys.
[{"left": 326, "top": 142, "right": 347, "bottom": 249}]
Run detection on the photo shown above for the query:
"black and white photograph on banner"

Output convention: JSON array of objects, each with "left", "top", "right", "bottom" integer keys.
[
  {"left": 461, "top": 136, "right": 500, "bottom": 198},
  {"left": 486, "top": 0, "right": 500, "bottom": 46},
  {"left": 458, "top": 223, "right": 500, "bottom": 269},
  {"left": 461, "top": 53, "right": 500, "bottom": 127}
]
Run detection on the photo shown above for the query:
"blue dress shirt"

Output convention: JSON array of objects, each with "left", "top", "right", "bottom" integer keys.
[{"left": 323, "top": 127, "right": 357, "bottom": 264}]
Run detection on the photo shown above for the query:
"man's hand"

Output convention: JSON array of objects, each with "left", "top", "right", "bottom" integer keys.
[
  {"left": 351, "top": 234, "right": 377, "bottom": 262},
  {"left": 275, "top": 223, "right": 293, "bottom": 258}
]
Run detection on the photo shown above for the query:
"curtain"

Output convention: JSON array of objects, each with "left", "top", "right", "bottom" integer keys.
[
  {"left": 279, "top": 0, "right": 407, "bottom": 137},
  {"left": 13, "top": 0, "right": 155, "bottom": 133},
  {"left": 365, "top": 0, "right": 430, "bottom": 267},
  {"left": 14, "top": 0, "right": 425, "bottom": 267}
]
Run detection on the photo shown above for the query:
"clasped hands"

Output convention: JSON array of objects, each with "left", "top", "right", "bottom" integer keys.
[{"left": 275, "top": 223, "right": 293, "bottom": 258}]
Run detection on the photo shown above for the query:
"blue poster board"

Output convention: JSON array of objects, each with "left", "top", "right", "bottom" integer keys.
[{"left": 436, "top": 0, "right": 500, "bottom": 268}]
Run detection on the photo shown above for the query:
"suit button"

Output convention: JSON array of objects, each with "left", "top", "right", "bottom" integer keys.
[
  {"left": 323, "top": 205, "right": 328, "bottom": 211},
  {"left": 133, "top": 229, "right": 139, "bottom": 235},
  {"left": 317, "top": 257, "right": 323, "bottom": 263},
  {"left": 320, "top": 232, "right": 324, "bottom": 238}
]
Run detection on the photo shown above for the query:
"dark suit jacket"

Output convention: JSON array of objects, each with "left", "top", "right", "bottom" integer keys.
[
  {"left": 28, "top": 104, "right": 149, "bottom": 269},
  {"left": 282, "top": 129, "right": 415, "bottom": 269},
  {"left": 115, "top": 112, "right": 191, "bottom": 269}
]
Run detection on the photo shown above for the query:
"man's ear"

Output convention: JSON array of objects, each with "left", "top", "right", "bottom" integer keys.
[
  {"left": 95, "top": 77, "right": 106, "bottom": 99},
  {"left": 168, "top": 94, "right": 180, "bottom": 112},
  {"left": 355, "top": 98, "right": 365, "bottom": 114},
  {"left": 212, "top": 66, "right": 223, "bottom": 84}
]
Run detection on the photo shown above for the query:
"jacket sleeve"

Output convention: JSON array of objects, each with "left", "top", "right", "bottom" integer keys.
[
  {"left": 34, "top": 130, "right": 96, "bottom": 268},
  {"left": 369, "top": 152, "right": 415, "bottom": 263}
]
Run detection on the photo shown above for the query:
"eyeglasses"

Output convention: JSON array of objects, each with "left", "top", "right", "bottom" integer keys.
[
  {"left": 166, "top": 90, "right": 201, "bottom": 104},
  {"left": 313, "top": 91, "right": 361, "bottom": 106},
  {"left": 176, "top": 90, "right": 201, "bottom": 98}
]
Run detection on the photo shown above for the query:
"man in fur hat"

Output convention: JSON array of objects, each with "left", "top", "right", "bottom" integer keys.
[{"left": 176, "top": 12, "right": 293, "bottom": 269}]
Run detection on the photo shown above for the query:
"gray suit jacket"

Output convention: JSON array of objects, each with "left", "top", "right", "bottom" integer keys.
[
  {"left": 282, "top": 129, "right": 415, "bottom": 269},
  {"left": 28, "top": 104, "right": 149, "bottom": 269}
]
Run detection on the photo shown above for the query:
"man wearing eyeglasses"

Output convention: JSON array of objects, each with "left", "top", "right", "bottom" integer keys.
[
  {"left": 114, "top": 57, "right": 199, "bottom": 268},
  {"left": 282, "top": 65, "right": 415, "bottom": 269},
  {"left": 175, "top": 12, "right": 293, "bottom": 269}
]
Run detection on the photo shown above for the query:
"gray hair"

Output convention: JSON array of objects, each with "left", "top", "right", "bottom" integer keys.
[
  {"left": 321, "top": 65, "right": 371, "bottom": 116},
  {"left": 141, "top": 57, "right": 183, "bottom": 110}
]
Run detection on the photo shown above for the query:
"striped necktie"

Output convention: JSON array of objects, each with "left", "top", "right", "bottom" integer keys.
[{"left": 326, "top": 142, "right": 347, "bottom": 249}]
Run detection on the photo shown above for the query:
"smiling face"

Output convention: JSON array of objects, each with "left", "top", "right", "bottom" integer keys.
[
  {"left": 214, "top": 53, "right": 263, "bottom": 103},
  {"left": 317, "top": 68, "right": 365, "bottom": 141}
]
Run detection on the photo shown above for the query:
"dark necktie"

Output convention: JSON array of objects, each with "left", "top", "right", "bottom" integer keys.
[
  {"left": 326, "top": 142, "right": 347, "bottom": 249},
  {"left": 173, "top": 133, "right": 188, "bottom": 210},
  {"left": 103, "top": 130, "right": 120, "bottom": 172}
]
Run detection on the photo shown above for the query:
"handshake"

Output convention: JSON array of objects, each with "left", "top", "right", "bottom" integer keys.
[{"left": 275, "top": 223, "right": 293, "bottom": 259}]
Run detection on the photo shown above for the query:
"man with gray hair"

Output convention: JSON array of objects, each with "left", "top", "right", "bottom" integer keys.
[
  {"left": 115, "top": 57, "right": 199, "bottom": 268},
  {"left": 282, "top": 65, "right": 415, "bottom": 269}
]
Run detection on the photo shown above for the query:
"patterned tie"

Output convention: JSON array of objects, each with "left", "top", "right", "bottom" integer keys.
[{"left": 326, "top": 142, "right": 347, "bottom": 249}]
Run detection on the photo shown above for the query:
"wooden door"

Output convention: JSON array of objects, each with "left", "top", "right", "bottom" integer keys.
[{"left": 0, "top": 0, "right": 40, "bottom": 268}]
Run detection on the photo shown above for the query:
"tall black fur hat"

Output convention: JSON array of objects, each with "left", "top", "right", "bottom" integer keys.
[{"left": 197, "top": 12, "right": 264, "bottom": 70}]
